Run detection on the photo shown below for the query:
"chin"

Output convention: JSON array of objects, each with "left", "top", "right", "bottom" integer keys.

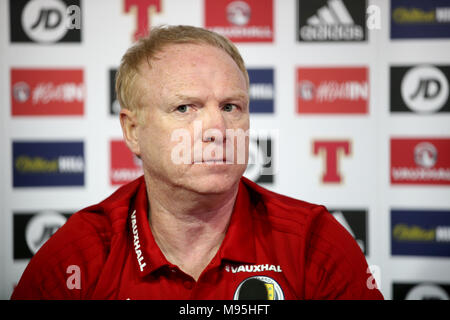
[
  {"left": 183, "top": 165, "right": 246, "bottom": 195},
  {"left": 189, "top": 174, "right": 241, "bottom": 194}
]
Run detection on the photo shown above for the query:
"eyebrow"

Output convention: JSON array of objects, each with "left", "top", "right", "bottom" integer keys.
[{"left": 172, "top": 92, "right": 249, "bottom": 103}]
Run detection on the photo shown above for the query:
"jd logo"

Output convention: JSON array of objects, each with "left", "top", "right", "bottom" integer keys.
[
  {"left": 401, "top": 65, "right": 449, "bottom": 113},
  {"left": 12, "top": 0, "right": 81, "bottom": 43},
  {"left": 25, "top": 211, "right": 67, "bottom": 254}
]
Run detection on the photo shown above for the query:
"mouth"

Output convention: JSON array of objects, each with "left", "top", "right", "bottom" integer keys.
[{"left": 193, "top": 158, "right": 234, "bottom": 165}]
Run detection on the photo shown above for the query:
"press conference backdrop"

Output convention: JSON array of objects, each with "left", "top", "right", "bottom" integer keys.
[{"left": 1, "top": 0, "right": 450, "bottom": 300}]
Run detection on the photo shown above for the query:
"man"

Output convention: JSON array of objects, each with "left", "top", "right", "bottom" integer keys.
[{"left": 12, "top": 25, "right": 383, "bottom": 300}]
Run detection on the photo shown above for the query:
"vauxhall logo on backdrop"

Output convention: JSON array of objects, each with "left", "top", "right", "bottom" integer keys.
[
  {"left": 9, "top": 0, "right": 81, "bottom": 43},
  {"left": 110, "top": 140, "right": 143, "bottom": 186},
  {"left": 297, "top": 0, "right": 367, "bottom": 42},
  {"left": 205, "top": 0, "right": 274, "bottom": 43},
  {"left": 390, "top": 138, "right": 450, "bottom": 185},
  {"left": 390, "top": 65, "right": 450, "bottom": 114}
]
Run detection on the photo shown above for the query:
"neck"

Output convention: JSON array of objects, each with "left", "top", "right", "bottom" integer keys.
[{"left": 144, "top": 174, "right": 240, "bottom": 281}]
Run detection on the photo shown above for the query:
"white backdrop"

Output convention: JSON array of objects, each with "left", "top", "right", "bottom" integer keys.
[{"left": 1, "top": 0, "right": 450, "bottom": 300}]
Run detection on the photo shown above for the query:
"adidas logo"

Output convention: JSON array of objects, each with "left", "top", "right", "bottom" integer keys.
[{"left": 299, "top": 0, "right": 365, "bottom": 41}]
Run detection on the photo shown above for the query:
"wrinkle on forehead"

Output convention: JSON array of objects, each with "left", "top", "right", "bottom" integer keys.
[{"left": 136, "top": 43, "right": 248, "bottom": 107}]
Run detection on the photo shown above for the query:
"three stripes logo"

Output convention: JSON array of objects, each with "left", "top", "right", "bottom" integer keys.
[{"left": 298, "top": 0, "right": 367, "bottom": 42}]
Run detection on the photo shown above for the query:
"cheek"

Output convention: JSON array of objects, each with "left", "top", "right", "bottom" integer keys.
[
  {"left": 139, "top": 122, "right": 196, "bottom": 170},
  {"left": 138, "top": 125, "right": 172, "bottom": 162}
]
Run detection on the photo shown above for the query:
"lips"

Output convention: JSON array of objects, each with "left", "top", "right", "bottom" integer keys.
[{"left": 193, "top": 158, "right": 233, "bottom": 164}]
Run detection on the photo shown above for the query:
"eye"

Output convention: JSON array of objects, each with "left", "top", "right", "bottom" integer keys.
[
  {"left": 223, "top": 104, "right": 238, "bottom": 112},
  {"left": 176, "top": 105, "right": 189, "bottom": 113}
]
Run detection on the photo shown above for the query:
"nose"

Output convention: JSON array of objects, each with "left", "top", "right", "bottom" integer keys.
[{"left": 201, "top": 104, "right": 227, "bottom": 143}]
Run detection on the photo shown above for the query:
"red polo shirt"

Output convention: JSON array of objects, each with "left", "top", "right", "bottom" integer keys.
[{"left": 11, "top": 176, "right": 383, "bottom": 300}]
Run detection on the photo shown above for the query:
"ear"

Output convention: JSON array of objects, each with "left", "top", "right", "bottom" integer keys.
[{"left": 120, "top": 108, "right": 141, "bottom": 157}]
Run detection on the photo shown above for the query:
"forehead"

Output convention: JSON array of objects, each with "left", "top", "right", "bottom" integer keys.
[{"left": 138, "top": 43, "right": 248, "bottom": 96}]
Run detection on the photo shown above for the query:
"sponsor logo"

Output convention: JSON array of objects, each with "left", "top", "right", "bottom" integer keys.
[
  {"left": 225, "top": 264, "right": 282, "bottom": 273},
  {"left": 110, "top": 140, "right": 143, "bottom": 185},
  {"left": 130, "top": 210, "right": 147, "bottom": 272},
  {"left": 124, "top": 0, "right": 162, "bottom": 41},
  {"left": 13, "top": 141, "right": 85, "bottom": 187},
  {"left": 330, "top": 209, "right": 368, "bottom": 255},
  {"left": 393, "top": 283, "right": 450, "bottom": 300},
  {"left": 391, "top": 209, "right": 450, "bottom": 257},
  {"left": 9, "top": 0, "right": 81, "bottom": 43},
  {"left": 390, "top": 138, "right": 450, "bottom": 185},
  {"left": 298, "top": 0, "right": 367, "bottom": 42},
  {"left": 205, "top": 0, "right": 274, "bottom": 43},
  {"left": 313, "top": 140, "right": 351, "bottom": 184},
  {"left": 297, "top": 67, "right": 368, "bottom": 114},
  {"left": 13, "top": 211, "right": 71, "bottom": 259},
  {"left": 248, "top": 68, "right": 275, "bottom": 113},
  {"left": 11, "top": 68, "right": 84, "bottom": 116},
  {"left": 233, "top": 276, "right": 284, "bottom": 300},
  {"left": 243, "top": 136, "right": 274, "bottom": 184},
  {"left": 109, "top": 69, "right": 121, "bottom": 115},
  {"left": 391, "top": 0, "right": 450, "bottom": 39},
  {"left": 390, "top": 65, "right": 450, "bottom": 113}
]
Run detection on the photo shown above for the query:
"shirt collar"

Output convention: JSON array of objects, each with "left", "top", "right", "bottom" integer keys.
[
  {"left": 130, "top": 177, "right": 257, "bottom": 278},
  {"left": 129, "top": 178, "right": 171, "bottom": 277}
]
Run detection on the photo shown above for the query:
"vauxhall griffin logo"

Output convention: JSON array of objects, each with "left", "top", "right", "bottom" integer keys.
[
  {"left": 414, "top": 142, "right": 437, "bottom": 169},
  {"left": 227, "top": 1, "right": 251, "bottom": 26}
]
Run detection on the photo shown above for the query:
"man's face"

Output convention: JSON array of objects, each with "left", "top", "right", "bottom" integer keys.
[{"left": 134, "top": 43, "right": 249, "bottom": 194}]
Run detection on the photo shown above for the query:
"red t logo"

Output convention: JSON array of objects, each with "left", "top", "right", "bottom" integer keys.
[
  {"left": 313, "top": 140, "right": 351, "bottom": 183},
  {"left": 124, "top": 0, "right": 162, "bottom": 41}
]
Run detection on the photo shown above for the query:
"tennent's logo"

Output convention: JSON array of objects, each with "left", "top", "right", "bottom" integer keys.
[
  {"left": 313, "top": 140, "right": 351, "bottom": 184},
  {"left": 124, "top": 0, "right": 162, "bottom": 41}
]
